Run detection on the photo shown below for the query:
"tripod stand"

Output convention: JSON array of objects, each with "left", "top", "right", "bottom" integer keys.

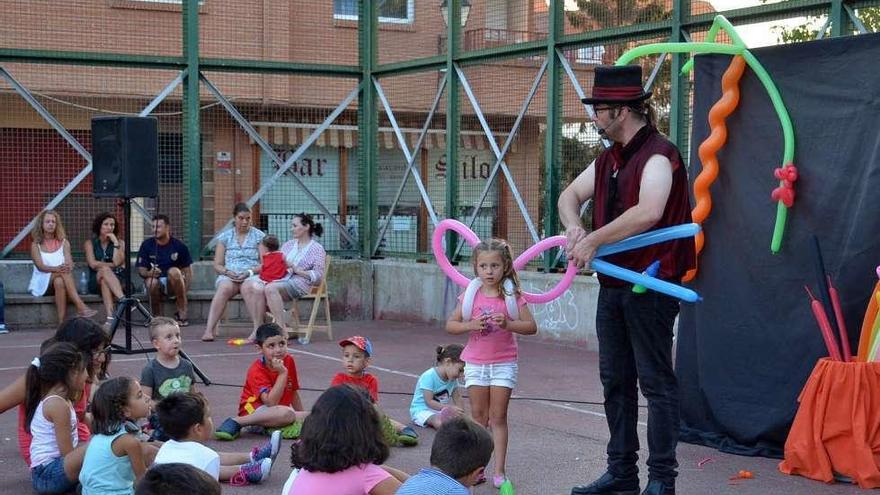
[{"left": 107, "top": 198, "right": 211, "bottom": 385}]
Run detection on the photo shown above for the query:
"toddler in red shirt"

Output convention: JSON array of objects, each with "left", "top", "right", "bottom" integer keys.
[
  {"left": 259, "top": 235, "right": 287, "bottom": 283},
  {"left": 331, "top": 335, "right": 419, "bottom": 446}
]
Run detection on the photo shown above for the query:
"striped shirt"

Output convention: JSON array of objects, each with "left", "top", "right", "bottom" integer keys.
[{"left": 395, "top": 467, "right": 469, "bottom": 495}]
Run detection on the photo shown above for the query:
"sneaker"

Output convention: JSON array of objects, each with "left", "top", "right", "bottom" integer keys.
[
  {"left": 229, "top": 458, "right": 272, "bottom": 486},
  {"left": 251, "top": 430, "right": 281, "bottom": 462},
  {"left": 398, "top": 426, "right": 418, "bottom": 439},
  {"left": 267, "top": 421, "right": 302, "bottom": 439},
  {"left": 396, "top": 433, "right": 419, "bottom": 447},
  {"left": 0, "top": 325, "right": 8, "bottom": 335},
  {"left": 214, "top": 417, "right": 242, "bottom": 441}
]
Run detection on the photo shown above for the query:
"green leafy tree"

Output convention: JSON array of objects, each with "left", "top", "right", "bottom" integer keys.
[
  {"left": 564, "top": 0, "right": 673, "bottom": 135},
  {"left": 767, "top": 5, "right": 880, "bottom": 42}
]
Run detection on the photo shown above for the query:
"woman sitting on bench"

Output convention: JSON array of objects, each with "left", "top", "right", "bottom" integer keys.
[
  {"left": 201, "top": 203, "right": 265, "bottom": 342},
  {"left": 241, "top": 212, "right": 325, "bottom": 340},
  {"left": 28, "top": 210, "right": 97, "bottom": 322}
]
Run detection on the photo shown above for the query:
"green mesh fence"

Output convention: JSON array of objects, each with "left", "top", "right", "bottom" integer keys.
[
  {"left": 198, "top": 72, "right": 360, "bottom": 255},
  {"left": 0, "top": 63, "right": 185, "bottom": 258},
  {"left": 3, "top": 0, "right": 879, "bottom": 263}
]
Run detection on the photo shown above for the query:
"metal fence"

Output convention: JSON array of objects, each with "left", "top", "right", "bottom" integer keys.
[{"left": 1, "top": 0, "right": 878, "bottom": 266}]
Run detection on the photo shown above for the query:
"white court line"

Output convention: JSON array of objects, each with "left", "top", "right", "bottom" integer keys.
[
  {"left": 285, "top": 348, "right": 638, "bottom": 426},
  {"left": 0, "top": 345, "right": 647, "bottom": 428},
  {"left": 288, "top": 348, "right": 420, "bottom": 379}
]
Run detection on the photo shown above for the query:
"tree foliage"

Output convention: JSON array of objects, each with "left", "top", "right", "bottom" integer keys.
[
  {"left": 767, "top": 6, "right": 880, "bottom": 43},
  {"left": 563, "top": 0, "right": 673, "bottom": 135}
]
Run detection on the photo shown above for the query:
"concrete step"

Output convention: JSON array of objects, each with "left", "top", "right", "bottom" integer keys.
[{"left": 4, "top": 290, "right": 334, "bottom": 329}]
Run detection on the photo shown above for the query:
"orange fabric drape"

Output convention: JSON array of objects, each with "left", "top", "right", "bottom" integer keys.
[{"left": 779, "top": 358, "right": 880, "bottom": 488}]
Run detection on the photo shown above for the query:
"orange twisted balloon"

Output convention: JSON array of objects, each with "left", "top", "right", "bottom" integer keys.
[{"left": 683, "top": 55, "right": 746, "bottom": 282}]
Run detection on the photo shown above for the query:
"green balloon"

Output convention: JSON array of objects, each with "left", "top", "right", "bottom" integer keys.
[
  {"left": 615, "top": 15, "right": 797, "bottom": 254},
  {"left": 499, "top": 479, "right": 516, "bottom": 495}
]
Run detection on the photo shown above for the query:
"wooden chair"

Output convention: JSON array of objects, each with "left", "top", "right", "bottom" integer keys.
[{"left": 290, "top": 256, "right": 333, "bottom": 344}]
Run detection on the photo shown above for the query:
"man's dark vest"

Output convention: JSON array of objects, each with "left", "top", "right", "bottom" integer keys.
[{"left": 591, "top": 125, "right": 696, "bottom": 288}]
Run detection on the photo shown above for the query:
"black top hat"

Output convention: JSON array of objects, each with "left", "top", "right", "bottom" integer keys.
[{"left": 581, "top": 65, "right": 652, "bottom": 105}]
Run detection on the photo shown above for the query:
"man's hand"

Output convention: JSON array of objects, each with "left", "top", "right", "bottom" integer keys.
[
  {"left": 569, "top": 234, "right": 600, "bottom": 270},
  {"left": 564, "top": 225, "right": 588, "bottom": 257}
]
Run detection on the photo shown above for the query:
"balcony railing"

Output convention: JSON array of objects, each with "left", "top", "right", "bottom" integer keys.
[{"left": 438, "top": 28, "right": 592, "bottom": 65}]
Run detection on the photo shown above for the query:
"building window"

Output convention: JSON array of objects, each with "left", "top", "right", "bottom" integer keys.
[
  {"left": 334, "top": 0, "right": 414, "bottom": 24},
  {"left": 576, "top": 46, "right": 605, "bottom": 64}
]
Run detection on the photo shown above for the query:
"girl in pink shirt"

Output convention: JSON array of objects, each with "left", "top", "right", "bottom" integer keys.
[
  {"left": 286, "top": 384, "right": 407, "bottom": 495},
  {"left": 446, "top": 238, "right": 537, "bottom": 488}
]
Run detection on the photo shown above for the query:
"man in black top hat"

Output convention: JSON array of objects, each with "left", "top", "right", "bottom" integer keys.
[{"left": 558, "top": 65, "right": 695, "bottom": 495}]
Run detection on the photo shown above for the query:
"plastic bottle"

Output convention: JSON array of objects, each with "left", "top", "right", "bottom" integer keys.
[
  {"left": 78, "top": 271, "right": 89, "bottom": 295},
  {"left": 0, "top": 281, "right": 7, "bottom": 334}
]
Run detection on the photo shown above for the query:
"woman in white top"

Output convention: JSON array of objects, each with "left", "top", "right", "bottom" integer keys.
[
  {"left": 240, "top": 213, "right": 326, "bottom": 340},
  {"left": 29, "top": 210, "right": 97, "bottom": 322}
]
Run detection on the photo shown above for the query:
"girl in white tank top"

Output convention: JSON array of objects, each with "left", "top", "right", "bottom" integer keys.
[{"left": 24, "top": 342, "right": 89, "bottom": 494}]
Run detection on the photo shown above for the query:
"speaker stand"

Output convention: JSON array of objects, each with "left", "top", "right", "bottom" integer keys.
[{"left": 107, "top": 198, "right": 211, "bottom": 386}]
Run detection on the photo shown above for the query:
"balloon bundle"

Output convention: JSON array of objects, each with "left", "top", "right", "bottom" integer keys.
[
  {"left": 804, "top": 236, "right": 850, "bottom": 361},
  {"left": 432, "top": 219, "right": 702, "bottom": 304},
  {"left": 855, "top": 270, "right": 880, "bottom": 362}
]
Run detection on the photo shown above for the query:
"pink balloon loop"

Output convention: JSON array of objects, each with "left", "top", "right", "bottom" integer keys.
[
  {"left": 432, "top": 219, "right": 576, "bottom": 304},
  {"left": 432, "top": 219, "right": 481, "bottom": 288},
  {"left": 513, "top": 235, "right": 577, "bottom": 304}
]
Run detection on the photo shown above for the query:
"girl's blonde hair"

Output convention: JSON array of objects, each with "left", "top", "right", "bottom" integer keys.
[
  {"left": 471, "top": 238, "right": 521, "bottom": 297},
  {"left": 31, "top": 209, "right": 66, "bottom": 244}
]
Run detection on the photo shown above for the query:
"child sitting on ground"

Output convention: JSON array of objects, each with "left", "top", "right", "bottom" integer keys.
[
  {"left": 259, "top": 235, "right": 287, "bottom": 284},
  {"left": 409, "top": 344, "right": 466, "bottom": 430},
  {"left": 153, "top": 391, "right": 279, "bottom": 486},
  {"left": 79, "top": 376, "right": 152, "bottom": 494},
  {"left": 215, "top": 323, "right": 307, "bottom": 440},
  {"left": 331, "top": 336, "right": 418, "bottom": 446},
  {"left": 136, "top": 463, "right": 221, "bottom": 495},
  {"left": 396, "top": 416, "right": 494, "bottom": 494},
  {"left": 140, "top": 317, "right": 196, "bottom": 441},
  {"left": 25, "top": 342, "right": 90, "bottom": 495},
  {"left": 286, "top": 384, "right": 408, "bottom": 494}
]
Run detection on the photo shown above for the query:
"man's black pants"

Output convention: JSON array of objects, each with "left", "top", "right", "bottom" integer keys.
[{"left": 595, "top": 286, "right": 680, "bottom": 485}]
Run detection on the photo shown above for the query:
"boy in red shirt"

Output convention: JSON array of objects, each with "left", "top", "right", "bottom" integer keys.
[
  {"left": 331, "top": 335, "right": 419, "bottom": 446},
  {"left": 215, "top": 323, "right": 307, "bottom": 440}
]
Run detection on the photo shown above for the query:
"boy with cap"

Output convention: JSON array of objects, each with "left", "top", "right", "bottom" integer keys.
[{"left": 332, "top": 335, "right": 419, "bottom": 446}]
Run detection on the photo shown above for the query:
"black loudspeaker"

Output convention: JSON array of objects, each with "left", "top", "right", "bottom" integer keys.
[{"left": 92, "top": 116, "right": 159, "bottom": 198}]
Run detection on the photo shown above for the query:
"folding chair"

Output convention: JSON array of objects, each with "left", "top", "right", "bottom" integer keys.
[{"left": 290, "top": 256, "right": 332, "bottom": 344}]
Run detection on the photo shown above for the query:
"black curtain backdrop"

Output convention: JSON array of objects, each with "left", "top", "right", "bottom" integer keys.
[{"left": 677, "top": 33, "right": 880, "bottom": 458}]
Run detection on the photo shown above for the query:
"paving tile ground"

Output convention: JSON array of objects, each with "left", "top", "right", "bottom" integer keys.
[{"left": 0, "top": 320, "right": 862, "bottom": 494}]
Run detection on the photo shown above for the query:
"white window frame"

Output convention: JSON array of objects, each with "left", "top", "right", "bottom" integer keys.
[
  {"left": 334, "top": 0, "right": 415, "bottom": 24},
  {"left": 576, "top": 45, "right": 605, "bottom": 65}
]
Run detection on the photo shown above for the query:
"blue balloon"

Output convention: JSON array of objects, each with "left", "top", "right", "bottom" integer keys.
[
  {"left": 596, "top": 223, "right": 700, "bottom": 258},
  {"left": 591, "top": 259, "right": 701, "bottom": 303}
]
